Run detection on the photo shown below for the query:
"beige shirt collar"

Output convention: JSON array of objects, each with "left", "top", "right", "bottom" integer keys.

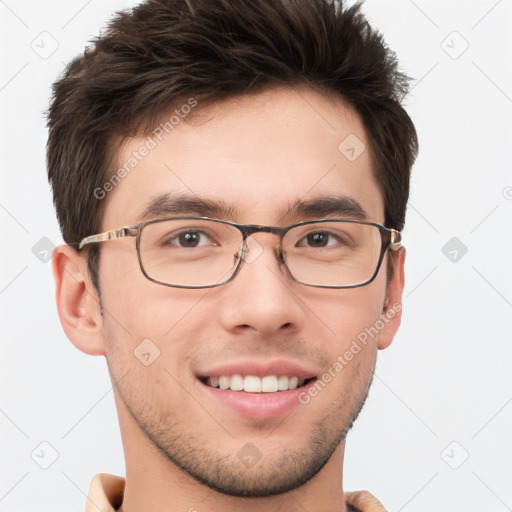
[{"left": 85, "top": 473, "right": 387, "bottom": 512}]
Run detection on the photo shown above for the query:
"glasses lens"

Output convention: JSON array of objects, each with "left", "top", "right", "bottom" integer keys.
[
  {"left": 283, "top": 221, "right": 383, "bottom": 287},
  {"left": 139, "top": 219, "right": 242, "bottom": 287}
]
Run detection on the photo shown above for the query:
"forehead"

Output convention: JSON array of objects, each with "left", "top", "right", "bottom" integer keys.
[{"left": 102, "top": 87, "right": 384, "bottom": 229}]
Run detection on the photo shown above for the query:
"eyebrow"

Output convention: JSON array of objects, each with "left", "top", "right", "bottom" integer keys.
[
  {"left": 137, "top": 193, "right": 368, "bottom": 223},
  {"left": 138, "top": 193, "right": 238, "bottom": 221},
  {"left": 281, "top": 196, "right": 368, "bottom": 222}
]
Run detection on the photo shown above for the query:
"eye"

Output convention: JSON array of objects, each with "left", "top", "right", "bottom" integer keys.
[
  {"left": 167, "top": 230, "right": 215, "bottom": 248},
  {"left": 298, "top": 231, "right": 343, "bottom": 248}
]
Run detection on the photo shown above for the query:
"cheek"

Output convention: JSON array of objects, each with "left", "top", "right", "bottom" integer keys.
[
  {"left": 101, "top": 289, "right": 196, "bottom": 414},
  {"left": 99, "top": 247, "right": 195, "bottom": 337},
  {"left": 99, "top": 253, "right": 211, "bottom": 379},
  {"left": 305, "top": 281, "right": 386, "bottom": 349}
]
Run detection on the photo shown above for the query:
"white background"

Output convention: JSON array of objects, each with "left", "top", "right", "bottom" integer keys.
[{"left": 1, "top": 0, "right": 511, "bottom": 510}]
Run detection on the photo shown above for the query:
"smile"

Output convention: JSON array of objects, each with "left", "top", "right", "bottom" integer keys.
[{"left": 200, "top": 374, "right": 317, "bottom": 393}]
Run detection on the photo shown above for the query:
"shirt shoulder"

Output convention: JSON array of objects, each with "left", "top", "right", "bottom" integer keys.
[
  {"left": 345, "top": 490, "right": 388, "bottom": 512},
  {"left": 86, "top": 473, "right": 125, "bottom": 512}
]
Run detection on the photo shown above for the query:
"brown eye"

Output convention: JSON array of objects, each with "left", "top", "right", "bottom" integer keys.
[
  {"left": 305, "top": 232, "right": 330, "bottom": 247},
  {"left": 164, "top": 230, "right": 214, "bottom": 248},
  {"left": 299, "top": 231, "right": 343, "bottom": 248},
  {"left": 178, "top": 231, "right": 201, "bottom": 247}
]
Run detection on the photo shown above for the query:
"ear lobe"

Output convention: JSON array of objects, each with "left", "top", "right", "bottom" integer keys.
[
  {"left": 52, "top": 244, "right": 106, "bottom": 356},
  {"left": 378, "top": 246, "right": 405, "bottom": 350}
]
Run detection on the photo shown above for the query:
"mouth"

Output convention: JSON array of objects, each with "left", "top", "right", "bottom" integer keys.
[
  {"left": 198, "top": 374, "right": 317, "bottom": 393},
  {"left": 197, "top": 374, "right": 318, "bottom": 419},
  {"left": 194, "top": 360, "right": 320, "bottom": 419}
]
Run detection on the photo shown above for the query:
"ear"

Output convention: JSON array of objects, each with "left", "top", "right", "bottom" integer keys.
[
  {"left": 378, "top": 246, "right": 405, "bottom": 350},
  {"left": 52, "top": 244, "right": 106, "bottom": 356}
]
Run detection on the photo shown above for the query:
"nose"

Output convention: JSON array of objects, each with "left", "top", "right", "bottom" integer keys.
[{"left": 217, "top": 234, "right": 305, "bottom": 338}]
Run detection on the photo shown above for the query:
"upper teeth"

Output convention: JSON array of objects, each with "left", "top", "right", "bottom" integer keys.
[{"left": 206, "top": 375, "right": 306, "bottom": 393}]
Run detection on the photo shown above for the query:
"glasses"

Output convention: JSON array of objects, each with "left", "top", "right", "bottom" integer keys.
[{"left": 76, "top": 216, "right": 402, "bottom": 289}]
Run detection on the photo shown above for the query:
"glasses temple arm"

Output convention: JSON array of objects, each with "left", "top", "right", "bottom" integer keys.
[
  {"left": 78, "top": 227, "right": 138, "bottom": 250},
  {"left": 389, "top": 229, "right": 402, "bottom": 248}
]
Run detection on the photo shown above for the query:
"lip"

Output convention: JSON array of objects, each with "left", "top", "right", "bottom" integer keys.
[
  {"left": 194, "top": 359, "right": 319, "bottom": 420},
  {"left": 195, "top": 359, "right": 318, "bottom": 379},
  {"left": 198, "top": 377, "right": 317, "bottom": 419}
]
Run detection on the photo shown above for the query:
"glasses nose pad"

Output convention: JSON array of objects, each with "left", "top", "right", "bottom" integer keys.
[
  {"left": 276, "top": 248, "right": 285, "bottom": 265},
  {"left": 234, "top": 240, "right": 246, "bottom": 262},
  {"left": 235, "top": 237, "right": 264, "bottom": 264}
]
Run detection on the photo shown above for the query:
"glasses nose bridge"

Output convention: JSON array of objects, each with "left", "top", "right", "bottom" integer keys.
[
  {"left": 242, "top": 224, "right": 284, "bottom": 236},
  {"left": 239, "top": 224, "right": 286, "bottom": 263}
]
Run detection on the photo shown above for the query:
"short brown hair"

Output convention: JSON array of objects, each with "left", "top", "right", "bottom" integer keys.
[{"left": 47, "top": 0, "right": 418, "bottom": 292}]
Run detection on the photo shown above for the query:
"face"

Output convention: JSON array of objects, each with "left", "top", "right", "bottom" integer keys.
[{"left": 94, "top": 87, "right": 402, "bottom": 497}]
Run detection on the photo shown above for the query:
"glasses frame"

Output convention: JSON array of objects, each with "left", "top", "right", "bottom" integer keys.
[{"left": 76, "top": 216, "right": 402, "bottom": 289}]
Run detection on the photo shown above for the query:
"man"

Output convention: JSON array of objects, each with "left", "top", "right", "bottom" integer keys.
[{"left": 47, "top": 0, "right": 417, "bottom": 510}]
